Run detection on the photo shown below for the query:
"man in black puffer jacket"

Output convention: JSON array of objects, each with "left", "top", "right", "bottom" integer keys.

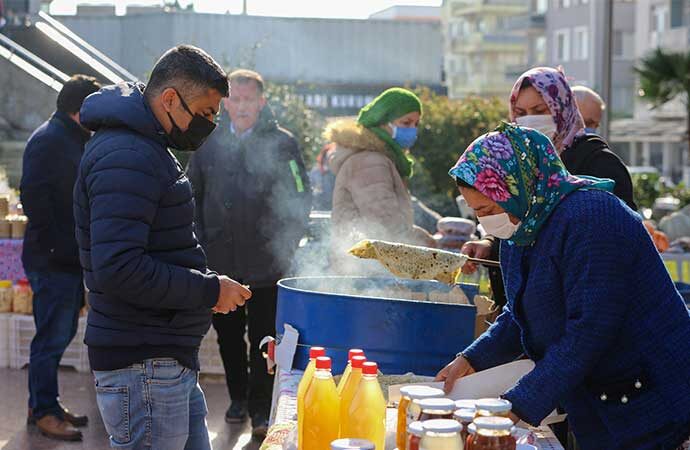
[{"left": 74, "top": 46, "right": 251, "bottom": 450}]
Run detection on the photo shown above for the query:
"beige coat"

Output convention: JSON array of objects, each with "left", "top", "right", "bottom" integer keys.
[{"left": 325, "top": 120, "right": 431, "bottom": 274}]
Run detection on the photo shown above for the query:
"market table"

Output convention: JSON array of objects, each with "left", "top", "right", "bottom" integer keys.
[{"left": 263, "top": 368, "right": 565, "bottom": 450}]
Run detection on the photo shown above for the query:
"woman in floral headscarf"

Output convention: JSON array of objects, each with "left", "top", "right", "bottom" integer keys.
[{"left": 436, "top": 123, "right": 690, "bottom": 450}]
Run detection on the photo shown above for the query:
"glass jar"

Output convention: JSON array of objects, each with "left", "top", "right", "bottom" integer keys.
[
  {"left": 454, "top": 400, "right": 476, "bottom": 411},
  {"left": 474, "top": 398, "right": 512, "bottom": 418},
  {"left": 420, "top": 419, "right": 464, "bottom": 450},
  {"left": 413, "top": 398, "right": 456, "bottom": 422},
  {"left": 466, "top": 417, "right": 516, "bottom": 450},
  {"left": 454, "top": 409, "right": 476, "bottom": 444},
  {"left": 12, "top": 279, "right": 33, "bottom": 315},
  {"left": 407, "top": 420, "right": 424, "bottom": 450},
  {"left": 398, "top": 386, "right": 445, "bottom": 450},
  {"left": 330, "top": 438, "right": 375, "bottom": 450},
  {"left": 0, "top": 280, "right": 12, "bottom": 313}
]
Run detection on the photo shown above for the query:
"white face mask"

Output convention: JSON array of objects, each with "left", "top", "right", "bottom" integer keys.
[
  {"left": 516, "top": 114, "right": 557, "bottom": 141},
  {"left": 477, "top": 213, "right": 521, "bottom": 240}
]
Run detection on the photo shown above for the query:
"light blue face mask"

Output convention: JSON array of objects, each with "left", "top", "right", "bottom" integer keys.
[{"left": 389, "top": 123, "right": 418, "bottom": 148}]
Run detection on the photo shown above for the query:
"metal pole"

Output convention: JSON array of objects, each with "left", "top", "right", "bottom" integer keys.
[
  {"left": 242, "top": 0, "right": 247, "bottom": 15},
  {"left": 600, "top": 0, "right": 613, "bottom": 140}
]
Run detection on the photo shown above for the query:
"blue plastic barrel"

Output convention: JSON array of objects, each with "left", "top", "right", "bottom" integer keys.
[
  {"left": 276, "top": 276, "right": 479, "bottom": 376},
  {"left": 675, "top": 282, "right": 690, "bottom": 307}
]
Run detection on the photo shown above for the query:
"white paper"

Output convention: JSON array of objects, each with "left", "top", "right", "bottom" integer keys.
[{"left": 275, "top": 323, "right": 299, "bottom": 370}]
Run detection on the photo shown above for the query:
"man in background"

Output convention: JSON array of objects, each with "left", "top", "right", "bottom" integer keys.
[
  {"left": 187, "top": 69, "right": 311, "bottom": 438},
  {"left": 572, "top": 85, "right": 605, "bottom": 134},
  {"left": 21, "top": 74, "right": 101, "bottom": 441}
]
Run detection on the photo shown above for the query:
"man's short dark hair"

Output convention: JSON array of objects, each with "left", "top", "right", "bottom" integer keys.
[
  {"left": 228, "top": 69, "right": 265, "bottom": 94},
  {"left": 56, "top": 75, "right": 101, "bottom": 115},
  {"left": 144, "top": 45, "right": 229, "bottom": 101}
]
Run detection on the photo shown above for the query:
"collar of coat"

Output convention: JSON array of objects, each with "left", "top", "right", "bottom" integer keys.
[{"left": 323, "top": 119, "right": 391, "bottom": 175}]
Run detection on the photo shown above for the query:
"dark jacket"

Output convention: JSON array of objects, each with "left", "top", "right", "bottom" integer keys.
[
  {"left": 21, "top": 110, "right": 90, "bottom": 273},
  {"left": 464, "top": 190, "right": 690, "bottom": 449},
  {"left": 74, "top": 82, "right": 219, "bottom": 371},
  {"left": 561, "top": 134, "right": 637, "bottom": 210},
  {"left": 187, "top": 108, "right": 311, "bottom": 288}
]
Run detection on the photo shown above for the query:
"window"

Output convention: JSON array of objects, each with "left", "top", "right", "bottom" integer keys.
[
  {"left": 555, "top": 29, "right": 570, "bottom": 62},
  {"left": 558, "top": 0, "right": 571, "bottom": 8},
  {"left": 535, "top": 36, "right": 547, "bottom": 63},
  {"left": 671, "top": 0, "right": 685, "bottom": 28},
  {"left": 573, "top": 26, "right": 588, "bottom": 60},
  {"left": 652, "top": 5, "right": 668, "bottom": 33},
  {"left": 536, "top": 0, "right": 548, "bottom": 13},
  {"left": 613, "top": 30, "right": 624, "bottom": 58}
]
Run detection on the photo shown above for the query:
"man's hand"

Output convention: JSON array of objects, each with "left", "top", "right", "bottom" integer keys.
[
  {"left": 213, "top": 276, "right": 252, "bottom": 314},
  {"left": 460, "top": 239, "right": 494, "bottom": 274},
  {"left": 434, "top": 354, "right": 476, "bottom": 394}
]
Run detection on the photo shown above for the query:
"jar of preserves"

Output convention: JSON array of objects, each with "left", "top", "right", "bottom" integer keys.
[
  {"left": 454, "top": 400, "right": 476, "bottom": 411},
  {"left": 466, "top": 417, "right": 516, "bottom": 450},
  {"left": 474, "top": 398, "right": 512, "bottom": 418},
  {"left": 420, "top": 419, "right": 464, "bottom": 450},
  {"left": 0, "top": 280, "right": 12, "bottom": 313},
  {"left": 407, "top": 420, "right": 424, "bottom": 450},
  {"left": 413, "top": 398, "right": 456, "bottom": 422},
  {"left": 453, "top": 409, "right": 476, "bottom": 443},
  {"left": 397, "top": 386, "right": 445, "bottom": 450},
  {"left": 12, "top": 279, "right": 33, "bottom": 315}
]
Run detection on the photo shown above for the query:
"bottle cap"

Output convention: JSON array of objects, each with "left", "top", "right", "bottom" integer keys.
[
  {"left": 309, "top": 347, "right": 325, "bottom": 359},
  {"left": 348, "top": 349, "right": 365, "bottom": 361},
  {"left": 400, "top": 385, "right": 445, "bottom": 400},
  {"left": 421, "top": 419, "right": 462, "bottom": 434},
  {"left": 315, "top": 356, "right": 331, "bottom": 370},
  {"left": 362, "top": 361, "right": 378, "bottom": 375},
  {"left": 472, "top": 416, "right": 514, "bottom": 431},
  {"left": 475, "top": 398, "right": 512, "bottom": 413},
  {"left": 351, "top": 355, "right": 367, "bottom": 369}
]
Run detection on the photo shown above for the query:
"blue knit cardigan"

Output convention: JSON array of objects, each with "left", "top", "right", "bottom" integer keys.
[{"left": 462, "top": 189, "right": 690, "bottom": 450}]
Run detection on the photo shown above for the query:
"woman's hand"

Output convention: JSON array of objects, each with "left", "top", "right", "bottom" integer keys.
[
  {"left": 460, "top": 239, "right": 494, "bottom": 274},
  {"left": 434, "top": 355, "right": 476, "bottom": 394}
]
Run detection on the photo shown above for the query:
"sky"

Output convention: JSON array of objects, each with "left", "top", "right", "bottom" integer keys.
[{"left": 49, "top": 0, "right": 443, "bottom": 18}]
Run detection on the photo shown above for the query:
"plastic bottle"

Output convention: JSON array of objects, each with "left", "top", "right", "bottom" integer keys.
[
  {"left": 339, "top": 355, "right": 367, "bottom": 433},
  {"left": 344, "top": 361, "right": 386, "bottom": 450},
  {"left": 303, "top": 356, "right": 340, "bottom": 450},
  {"left": 297, "top": 346, "right": 326, "bottom": 449},
  {"left": 331, "top": 438, "right": 375, "bottom": 450},
  {"left": 337, "top": 349, "right": 365, "bottom": 395}
]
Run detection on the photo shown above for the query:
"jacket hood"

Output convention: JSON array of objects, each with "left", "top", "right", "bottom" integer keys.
[
  {"left": 80, "top": 82, "right": 167, "bottom": 145},
  {"left": 323, "top": 119, "right": 390, "bottom": 174}
]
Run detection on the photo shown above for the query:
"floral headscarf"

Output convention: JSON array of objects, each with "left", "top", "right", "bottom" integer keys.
[
  {"left": 509, "top": 67, "right": 585, "bottom": 153},
  {"left": 449, "top": 123, "right": 613, "bottom": 246}
]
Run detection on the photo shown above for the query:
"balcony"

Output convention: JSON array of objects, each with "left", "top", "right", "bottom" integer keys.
[
  {"left": 502, "top": 13, "right": 546, "bottom": 32},
  {"left": 449, "top": 0, "right": 529, "bottom": 18},
  {"left": 450, "top": 32, "right": 527, "bottom": 54}
]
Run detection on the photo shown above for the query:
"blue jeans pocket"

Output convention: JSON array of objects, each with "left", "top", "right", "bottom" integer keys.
[
  {"left": 95, "top": 385, "right": 130, "bottom": 444},
  {"left": 150, "top": 359, "right": 188, "bottom": 385}
]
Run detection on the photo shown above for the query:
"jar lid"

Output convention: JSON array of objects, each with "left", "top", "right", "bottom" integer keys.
[
  {"left": 400, "top": 385, "right": 445, "bottom": 400},
  {"left": 416, "top": 398, "right": 456, "bottom": 413},
  {"left": 472, "top": 416, "right": 514, "bottom": 431},
  {"left": 17, "top": 279, "right": 30, "bottom": 287},
  {"left": 421, "top": 419, "right": 462, "bottom": 434},
  {"left": 454, "top": 408, "right": 476, "bottom": 422},
  {"left": 330, "top": 438, "right": 375, "bottom": 450},
  {"left": 475, "top": 398, "right": 512, "bottom": 413},
  {"left": 454, "top": 399, "right": 476, "bottom": 410},
  {"left": 407, "top": 421, "right": 424, "bottom": 436},
  {"left": 0, "top": 280, "right": 12, "bottom": 288}
]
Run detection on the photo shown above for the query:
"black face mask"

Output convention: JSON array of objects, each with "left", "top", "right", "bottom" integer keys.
[{"left": 166, "top": 89, "right": 216, "bottom": 151}]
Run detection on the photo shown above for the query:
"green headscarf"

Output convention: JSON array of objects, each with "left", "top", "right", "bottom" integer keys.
[{"left": 357, "top": 87, "right": 422, "bottom": 178}]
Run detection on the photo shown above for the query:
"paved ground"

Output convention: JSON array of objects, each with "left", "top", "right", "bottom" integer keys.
[{"left": 0, "top": 367, "right": 261, "bottom": 450}]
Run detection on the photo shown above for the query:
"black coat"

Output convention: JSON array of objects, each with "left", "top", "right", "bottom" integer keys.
[
  {"left": 21, "top": 110, "right": 90, "bottom": 273},
  {"left": 75, "top": 83, "right": 219, "bottom": 370},
  {"left": 560, "top": 134, "right": 637, "bottom": 210},
  {"left": 187, "top": 108, "right": 311, "bottom": 288}
]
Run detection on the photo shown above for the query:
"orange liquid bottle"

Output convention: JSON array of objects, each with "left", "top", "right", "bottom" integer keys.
[
  {"left": 339, "top": 355, "right": 367, "bottom": 434},
  {"left": 344, "top": 362, "right": 386, "bottom": 450},
  {"left": 337, "top": 349, "right": 365, "bottom": 396},
  {"left": 297, "top": 346, "right": 325, "bottom": 449},
  {"left": 303, "top": 356, "right": 341, "bottom": 450}
]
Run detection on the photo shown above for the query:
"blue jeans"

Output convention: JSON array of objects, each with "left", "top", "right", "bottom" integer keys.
[
  {"left": 94, "top": 359, "right": 211, "bottom": 450},
  {"left": 27, "top": 270, "right": 83, "bottom": 418}
]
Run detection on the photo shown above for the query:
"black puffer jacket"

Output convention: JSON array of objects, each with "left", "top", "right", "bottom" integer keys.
[{"left": 187, "top": 107, "right": 311, "bottom": 288}]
